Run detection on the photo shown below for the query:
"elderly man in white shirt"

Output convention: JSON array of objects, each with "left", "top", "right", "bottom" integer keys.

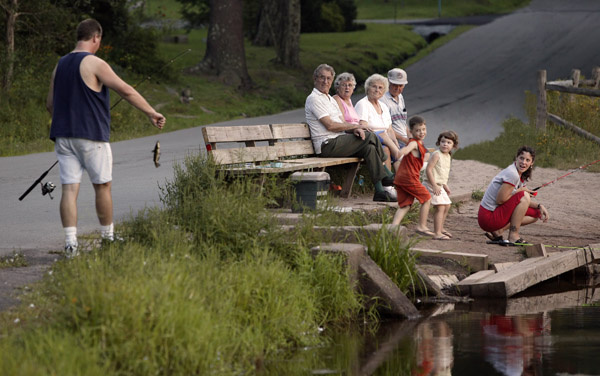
[
  {"left": 305, "top": 64, "right": 396, "bottom": 202},
  {"left": 381, "top": 68, "right": 410, "bottom": 147}
]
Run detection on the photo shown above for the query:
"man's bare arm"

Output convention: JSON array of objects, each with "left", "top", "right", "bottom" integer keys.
[{"left": 93, "top": 58, "right": 165, "bottom": 128}]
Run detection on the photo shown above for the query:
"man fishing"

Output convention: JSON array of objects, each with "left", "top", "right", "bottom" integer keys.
[{"left": 46, "top": 18, "right": 166, "bottom": 257}]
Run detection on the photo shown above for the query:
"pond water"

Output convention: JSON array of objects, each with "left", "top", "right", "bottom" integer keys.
[{"left": 265, "top": 283, "right": 600, "bottom": 375}]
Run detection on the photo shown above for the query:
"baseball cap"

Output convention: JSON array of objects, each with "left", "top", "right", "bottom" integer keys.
[{"left": 388, "top": 68, "right": 408, "bottom": 85}]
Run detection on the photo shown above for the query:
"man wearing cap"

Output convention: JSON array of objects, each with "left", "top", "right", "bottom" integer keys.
[
  {"left": 305, "top": 63, "right": 396, "bottom": 202},
  {"left": 381, "top": 68, "right": 410, "bottom": 147}
]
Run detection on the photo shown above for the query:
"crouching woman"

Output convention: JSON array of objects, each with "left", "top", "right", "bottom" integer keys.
[{"left": 478, "top": 145, "right": 550, "bottom": 245}]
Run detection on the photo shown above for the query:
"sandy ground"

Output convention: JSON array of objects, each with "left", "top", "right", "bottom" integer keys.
[
  {"left": 2, "top": 159, "right": 600, "bottom": 312},
  {"left": 347, "top": 159, "right": 600, "bottom": 268}
]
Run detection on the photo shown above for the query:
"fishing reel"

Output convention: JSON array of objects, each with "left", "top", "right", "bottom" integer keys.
[{"left": 41, "top": 181, "right": 56, "bottom": 200}]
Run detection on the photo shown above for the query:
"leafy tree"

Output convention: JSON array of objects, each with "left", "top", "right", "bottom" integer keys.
[
  {"left": 301, "top": 0, "right": 359, "bottom": 33},
  {"left": 175, "top": 0, "right": 210, "bottom": 29}
]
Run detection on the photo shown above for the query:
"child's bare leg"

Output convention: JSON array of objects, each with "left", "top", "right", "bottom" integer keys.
[
  {"left": 392, "top": 159, "right": 401, "bottom": 173},
  {"left": 415, "top": 199, "right": 432, "bottom": 232},
  {"left": 433, "top": 205, "right": 444, "bottom": 237},
  {"left": 440, "top": 204, "right": 452, "bottom": 237},
  {"left": 392, "top": 205, "right": 411, "bottom": 226}
]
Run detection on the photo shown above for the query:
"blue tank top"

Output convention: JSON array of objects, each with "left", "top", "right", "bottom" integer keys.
[{"left": 50, "top": 52, "right": 110, "bottom": 142}]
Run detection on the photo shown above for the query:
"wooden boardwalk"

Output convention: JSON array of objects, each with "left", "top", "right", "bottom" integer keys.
[{"left": 457, "top": 246, "right": 599, "bottom": 298}]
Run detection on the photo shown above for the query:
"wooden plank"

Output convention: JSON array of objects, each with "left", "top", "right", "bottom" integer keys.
[
  {"left": 221, "top": 157, "right": 362, "bottom": 175},
  {"left": 274, "top": 140, "right": 314, "bottom": 157},
  {"left": 589, "top": 244, "right": 600, "bottom": 259},
  {"left": 547, "top": 79, "right": 574, "bottom": 86},
  {"left": 271, "top": 123, "right": 311, "bottom": 139},
  {"left": 548, "top": 113, "right": 600, "bottom": 146},
  {"left": 210, "top": 146, "right": 278, "bottom": 164},
  {"left": 525, "top": 244, "right": 547, "bottom": 258},
  {"left": 464, "top": 248, "right": 595, "bottom": 298},
  {"left": 545, "top": 83, "right": 600, "bottom": 97},
  {"left": 412, "top": 248, "right": 488, "bottom": 272},
  {"left": 202, "top": 125, "right": 273, "bottom": 143},
  {"left": 458, "top": 270, "right": 496, "bottom": 285},
  {"left": 492, "top": 262, "right": 517, "bottom": 272}
]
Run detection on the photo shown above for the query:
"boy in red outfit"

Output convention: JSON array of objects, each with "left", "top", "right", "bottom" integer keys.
[{"left": 392, "top": 116, "right": 433, "bottom": 235}]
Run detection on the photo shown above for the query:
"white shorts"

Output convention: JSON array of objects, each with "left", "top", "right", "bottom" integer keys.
[
  {"left": 55, "top": 137, "right": 112, "bottom": 184},
  {"left": 423, "top": 181, "right": 451, "bottom": 206}
]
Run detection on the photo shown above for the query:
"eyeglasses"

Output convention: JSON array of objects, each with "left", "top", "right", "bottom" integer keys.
[{"left": 339, "top": 83, "right": 355, "bottom": 88}]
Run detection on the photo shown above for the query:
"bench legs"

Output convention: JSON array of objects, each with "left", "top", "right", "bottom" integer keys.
[{"left": 339, "top": 162, "right": 360, "bottom": 199}]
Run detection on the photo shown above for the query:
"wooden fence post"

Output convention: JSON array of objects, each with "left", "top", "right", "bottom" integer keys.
[
  {"left": 536, "top": 70, "right": 547, "bottom": 130},
  {"left": 571, "top": 69, "right": 580, "bottom": 87},
  {"left": 592, "top": 66, "right": 600, "bottom": 89},
  {"left": 569, "top": 69, "right": 580, "bottom": 103}
]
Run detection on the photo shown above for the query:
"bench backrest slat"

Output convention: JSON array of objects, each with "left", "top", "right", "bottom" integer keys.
[
  {"left": 275, "top": 140, "right": 314, "bottom": 157},
  {"left": 202, "top": 125, "right": 273, "bottom": 144},
  {"left": 203, "top": 123, "right": 317, "bottom": 165},
  {"left": 271, "top": 123, "right": 311, "bottom": 139},
  {"left": 210, "top": 146, "right": 279, "bottom": 164}
]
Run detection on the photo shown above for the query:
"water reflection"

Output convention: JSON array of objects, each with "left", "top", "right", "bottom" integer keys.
[
  {"left": 480, "top": 313, "right": 550, "bottom": 376},
  {"left": 264, "top": 285, "right": 600, "bottom": 375},
  {"left": 413, "top": 320, "right": 453, "bottom": 376}
]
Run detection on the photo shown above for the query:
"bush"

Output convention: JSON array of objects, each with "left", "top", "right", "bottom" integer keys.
[{"left": 301, "top": 0, "right": 359, "bottom": 33}]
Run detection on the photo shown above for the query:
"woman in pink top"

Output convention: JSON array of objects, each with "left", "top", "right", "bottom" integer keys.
[{"left": 332, "top": 72, "right": 360, "bottom": 124}]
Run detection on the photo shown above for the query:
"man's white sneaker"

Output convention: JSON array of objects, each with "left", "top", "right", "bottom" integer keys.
[
  {"left": 384, "top": 186, "right": 398, "bottom": 200},
  {"left": 65, "top": 244, "right": 79, "bottom": 258}
]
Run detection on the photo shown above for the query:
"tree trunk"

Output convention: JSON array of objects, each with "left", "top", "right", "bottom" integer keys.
[
  {"left": 276, "top": 0, "right": 300, "bottom": 68},
  {"left": 252, "top": 1, "right": 274, "bottom": 47},
  {"left": 1, "top": 0, "right": 19, "bottom": 94},
  {"left": 252, "top": 0, "right": 300, "bottom": 68},
  {"left": 196, "top": 0, "right": 252, "bottom": 90}
]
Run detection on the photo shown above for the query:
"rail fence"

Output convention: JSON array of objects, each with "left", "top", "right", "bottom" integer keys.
[{"left": 536, "top": 67, "right": 600, "bottom": 146}]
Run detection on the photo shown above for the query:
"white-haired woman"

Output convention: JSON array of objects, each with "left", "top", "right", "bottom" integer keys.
[
  {"left": 332, "top": 72, "right": 360, "bottom": 124},
  {"left": 355, "top": 73, "right": 402, "bottom": 171}
]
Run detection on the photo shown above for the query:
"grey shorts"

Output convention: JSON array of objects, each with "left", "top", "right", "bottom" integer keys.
[{"left": 55, "top": 137, "right": 112, "bottom": 184}]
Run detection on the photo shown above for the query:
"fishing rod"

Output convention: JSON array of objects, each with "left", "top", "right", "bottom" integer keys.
[
  {"left": 110, "top": 48, "right": 191, "bottom": 110},
  {"left": 18, "top": 161, "right": 58, "bottom": 201},
  {"left": 532, "top": 158, "right": 600, "bottom": 192},
  {"left": 18, "top": 49, "right": 191, "bottom": 201}
]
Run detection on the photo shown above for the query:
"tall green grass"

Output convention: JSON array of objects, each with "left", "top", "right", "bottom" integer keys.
[
  {"left": 360, "top": 226, "right": 420, "bottom": 294},
  {"left": 1, "top": 153, "right": 384, "bottom": 374}
]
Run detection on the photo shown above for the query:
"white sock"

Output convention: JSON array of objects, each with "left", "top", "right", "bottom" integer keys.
[
  {"left": 101, "top": 223, "right": 114, "bottom": 241},
  {"left": 64, "top": 227, "right": 77, "bottom": 247}
]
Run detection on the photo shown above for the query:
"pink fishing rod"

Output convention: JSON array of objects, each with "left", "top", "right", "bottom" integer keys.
[{"left": 532, "top": 158, "right": 600, "bottom": 192}]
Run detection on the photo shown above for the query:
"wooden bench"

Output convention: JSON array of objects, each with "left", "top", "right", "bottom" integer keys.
[{"left": 202, "top": 123, "right": 362, "bottom": 198}]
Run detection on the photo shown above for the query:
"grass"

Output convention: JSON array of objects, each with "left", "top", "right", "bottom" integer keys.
[
  {"left": 0, "top": 154, "right": 377, "bottom": 374},
  {"left": 471, "top": 188, "right": 485, "bottom": 201},
  {"left": 356, "top": 0, "right": 531, "bottom": 20},
  {"left": 360, "top": 225, "right": 421, "bottom": 295},
  {"left": 0, "top": 252, "right": 28, "bottom": 269}
]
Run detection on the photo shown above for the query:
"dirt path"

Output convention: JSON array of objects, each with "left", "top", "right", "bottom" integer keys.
[{"left": 346, "top": 159, "right": 600, "bottom": 268}]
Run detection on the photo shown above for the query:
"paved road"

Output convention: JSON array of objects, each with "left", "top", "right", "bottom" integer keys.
[{"left": 2, "top": 0, "right": 600, "bottom": 258}]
